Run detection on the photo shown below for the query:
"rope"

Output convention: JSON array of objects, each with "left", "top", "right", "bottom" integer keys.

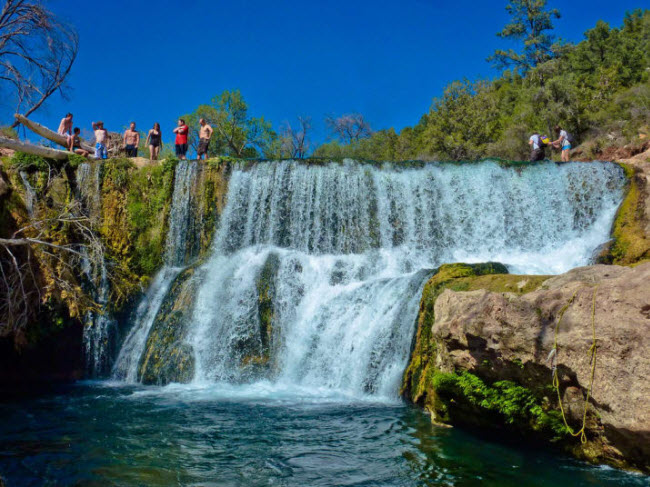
[{"left": 550, "top": 285, "right": 599, "bottom": 444}]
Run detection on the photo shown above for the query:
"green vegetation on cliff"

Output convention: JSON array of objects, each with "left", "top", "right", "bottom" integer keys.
[
  {"left": 607, "top": 163, "right": 650, "bottom": 265},
  {"left": 315, "top": 9, "right": 650, "bottom": 161}
]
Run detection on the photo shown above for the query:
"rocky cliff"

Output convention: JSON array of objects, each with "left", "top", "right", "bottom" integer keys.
[
  {"left": 0, "top": 154, "right": 230, "bottom": 383},
  {"left": 402, "top": 160, "right": 650, "bottom": 472}
]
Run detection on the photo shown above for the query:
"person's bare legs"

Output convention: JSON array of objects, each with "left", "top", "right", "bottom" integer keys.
[
  {"left": 149, "top": 145, "right": 155, "bottom": 160},
  {"left": 562, "top": 149, "right": 569, "bottom": 162}
]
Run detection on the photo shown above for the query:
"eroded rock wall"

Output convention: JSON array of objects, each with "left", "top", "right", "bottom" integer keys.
[{"left": 403, "top": 263, "right": 650, "bottom": 472}]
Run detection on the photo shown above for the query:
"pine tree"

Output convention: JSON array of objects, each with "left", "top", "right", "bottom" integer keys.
[{"left": 488, "top": 0, "right": 561, "bottom": 73}]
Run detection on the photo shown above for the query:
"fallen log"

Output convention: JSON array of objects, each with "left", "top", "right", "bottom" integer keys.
[
  {"left": 0, "top": 136, "right": 72, "bottom": 161},
  {"left": 14, "top": 114, "right": 95, "bottom": 153}
]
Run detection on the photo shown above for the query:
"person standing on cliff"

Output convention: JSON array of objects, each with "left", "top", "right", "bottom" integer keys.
[
  {"left": 173, "top": 119, "right": 189, "bottom": 160},
  {"left": 145, "top": 122, "right": 163, "bottom": 161},
  {"left": 551, "top": 125, "right": 572, "bottom": 162},
  {"left": 123, "top": 122, "right": 140, "bottom": 157},
  {"left": 197, "top": 118, "right": 213, "bottom": 161},
  {"left": 92, "top": 121, "right": 109, "bottom": 160},
  {"left": 57, "top": 113, "right": 73, "bottom": 141}
]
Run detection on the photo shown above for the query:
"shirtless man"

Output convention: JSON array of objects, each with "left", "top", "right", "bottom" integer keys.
[
  {"left": 123, "top": 122, "right": 140, "bottom": 157},
  {"left": 57, "top": 113, "right": 73, "bottom": 142},
  {"left": 92, "top": 121, "right": 109, "bottom": 159},
  {"left": 197, "top": 118, "right": 213, "bottom": 160}
]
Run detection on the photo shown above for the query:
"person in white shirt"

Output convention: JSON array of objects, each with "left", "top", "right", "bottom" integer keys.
[
  {"left": 528, "top": 133, "right": 545, "bottom": 162},
  {"left": 552, "top": 125, "right": 571, "bottom": 162}
]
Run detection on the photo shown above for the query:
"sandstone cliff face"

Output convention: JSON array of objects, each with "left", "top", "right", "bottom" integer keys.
[{"left": 404, "top": 263, "right": 650, "bottom": 472}]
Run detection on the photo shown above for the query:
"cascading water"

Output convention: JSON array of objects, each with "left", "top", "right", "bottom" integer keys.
[
  {"left": 117, "top": 160, "right": 625, "bottom": 399},
  {"left": 75, "top": 162, "right": 117, "bottom": 377},
  {"left": 19, "top": 171, "right": 37, "bottom": 217},
  {"left": 112, "top": 161, "right": 201, "bottom": 381}
]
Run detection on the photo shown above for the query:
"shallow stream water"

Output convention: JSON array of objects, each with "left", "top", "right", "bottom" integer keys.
[{"left": 0, "top": 382, "right": 646, "bottom": 487}]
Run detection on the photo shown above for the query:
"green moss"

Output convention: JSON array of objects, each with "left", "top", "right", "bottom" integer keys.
[
  {"left": 125, "top": 162, "right": 175, "bottom": 277},
  {"left": 254, "top": 253, "right": 280, "bottom": 364},
  {"left": 138, "top": 267, "right": 197, "bottom": 385},
  {"left": 433, "top": 371, "right": 569, "bottom": 441},
  {"left": 8, "top": 152, "right": 52, "bottom": 171},
  {"left": 608, "top": 163, "right": 650, "bottom": 265},
  {"left": 66, "top": 153, "right": 87, "bottom": 169}
]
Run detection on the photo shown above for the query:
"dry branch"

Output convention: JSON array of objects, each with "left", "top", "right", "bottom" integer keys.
[
  {"left": 14, "top": 114, "right": 95, "bottom": 153},
  {"left": 0, "top": 135, "right": 70, "bottom": 160}
]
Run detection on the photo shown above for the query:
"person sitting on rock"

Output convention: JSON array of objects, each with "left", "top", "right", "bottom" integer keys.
[
  {"left": 68, "top": 127, "right": 89, "bottom": 157},
  {"left": 92, "top": 121, "right": 109, "bottom": 160}
]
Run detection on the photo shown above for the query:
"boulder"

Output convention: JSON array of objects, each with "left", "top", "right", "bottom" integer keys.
[
  {"left": 138, "top": 266, "right": 201, "bottom": 385},
  {"left": 404, "top": 262, "right": 650, "bottom": 472}
]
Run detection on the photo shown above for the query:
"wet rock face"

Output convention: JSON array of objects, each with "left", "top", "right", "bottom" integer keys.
[
  {"left": 404, "top": 262, "right": 650, "bottom": 472},
  {"left": 138, "top": 267, "right": 200, "bottom": 385}
]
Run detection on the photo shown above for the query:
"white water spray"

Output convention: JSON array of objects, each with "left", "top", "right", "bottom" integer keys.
[{"left": 114, "top": 160, "right": 625, "bottom": 398}]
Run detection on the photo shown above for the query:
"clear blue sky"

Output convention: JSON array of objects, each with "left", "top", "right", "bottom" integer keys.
[{"left": 5, "top": 0, "right": 645, "bottom": 145}]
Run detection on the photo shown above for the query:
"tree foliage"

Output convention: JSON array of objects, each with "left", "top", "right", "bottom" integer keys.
[
  {"left": 184, "top": 90, "right": 276, "bottom": 158},
  {"left": 315, "top": 9, "right": 650, "bottom": 162},
  {"left": 487, "top": 0, "right": 561, "bottom": 73}
]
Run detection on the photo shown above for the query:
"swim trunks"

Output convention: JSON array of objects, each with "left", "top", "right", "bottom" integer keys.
[
  {"left": 197, "top": 138, "right": 210, "bottom": 156},
  {"left": 95, "top": 143, "right": 108, "bottom": 160}
]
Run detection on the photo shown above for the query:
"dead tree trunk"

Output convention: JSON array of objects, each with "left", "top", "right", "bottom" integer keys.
[
  {"left": 14, "top": 114, "right": 95, "bottom": 153},
  {"left": 0, "top": 136, "right": 71, "bottom": 160}
]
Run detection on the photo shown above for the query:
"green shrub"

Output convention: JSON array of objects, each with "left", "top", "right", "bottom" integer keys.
[{"left": 434, "top": 371, "right": 569, "bottom": 441}]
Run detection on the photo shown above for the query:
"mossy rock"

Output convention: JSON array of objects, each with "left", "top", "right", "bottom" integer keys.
[
  {"left": 240, "top": 252, "right": 281, "bottom": 377},
  {"left": 605, "top": 163, "right": 650, "bottom": 265},
  {"left": 401, "top": 262, "right": 548, "bottom": 407},
  {"left": 138, "top": 267, "right": 200, "bottom": 385}
]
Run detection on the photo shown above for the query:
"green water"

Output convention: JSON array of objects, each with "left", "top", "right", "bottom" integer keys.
[{"left": 0, "top": 382, "right": 646, "bottom": 486}]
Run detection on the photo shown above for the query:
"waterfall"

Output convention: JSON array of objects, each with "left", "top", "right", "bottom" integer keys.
[
  {"left": 19, "top": 171, "right": 37, "bottom": 217},
  {"left": 76, "top": 163, "right": 117, "bottom": 377},
  {"left": 115, "top": 160, "right": 625, "bottom": 397},
  {"left": 112, "top": 161, "right": 200, "bottom": 381}
]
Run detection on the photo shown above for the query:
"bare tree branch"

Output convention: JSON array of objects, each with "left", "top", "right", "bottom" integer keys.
[
  {"left": 325, "top": 113, "right": 373, "bottom": 144},
  {"left": 0, "top": 0, "right": 78, "bottom": 126}
]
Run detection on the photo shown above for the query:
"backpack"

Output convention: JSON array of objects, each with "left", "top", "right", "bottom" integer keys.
[
  {"left": 565, "top": 132, "right": 576, "bottom": 145},
  {"left": 533, "top": 134, "right": 547, "bottom": 148}
]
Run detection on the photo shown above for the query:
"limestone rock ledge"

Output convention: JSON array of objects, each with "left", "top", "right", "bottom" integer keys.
[{"left": 403, "top": 262, "right": 650, "bottom": 472}]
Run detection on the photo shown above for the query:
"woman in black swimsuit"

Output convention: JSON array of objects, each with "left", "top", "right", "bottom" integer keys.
[{"left": 145, "top": 122, "right": 163, "bottom": 160}]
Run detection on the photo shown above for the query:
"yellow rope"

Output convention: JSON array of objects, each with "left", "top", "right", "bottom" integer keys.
[{"left": 551, "top": 286, "right": 599, "bottom": 444}]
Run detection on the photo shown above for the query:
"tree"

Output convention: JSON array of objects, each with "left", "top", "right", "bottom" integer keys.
[
  {"left": 325, "top": 113, "right": 373, "bottom": 144},
  {"left": 488, "top": 0, "right": 560, "bottom": 73},
  {"left": 0, "top": 0, "right": 79, "bottom": 125},
  {"left": 279, "top": 116, "right": 312, "bottom": 159},
  {"left": 184, "top": 90, "right": 276, "bottom": 158}
]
